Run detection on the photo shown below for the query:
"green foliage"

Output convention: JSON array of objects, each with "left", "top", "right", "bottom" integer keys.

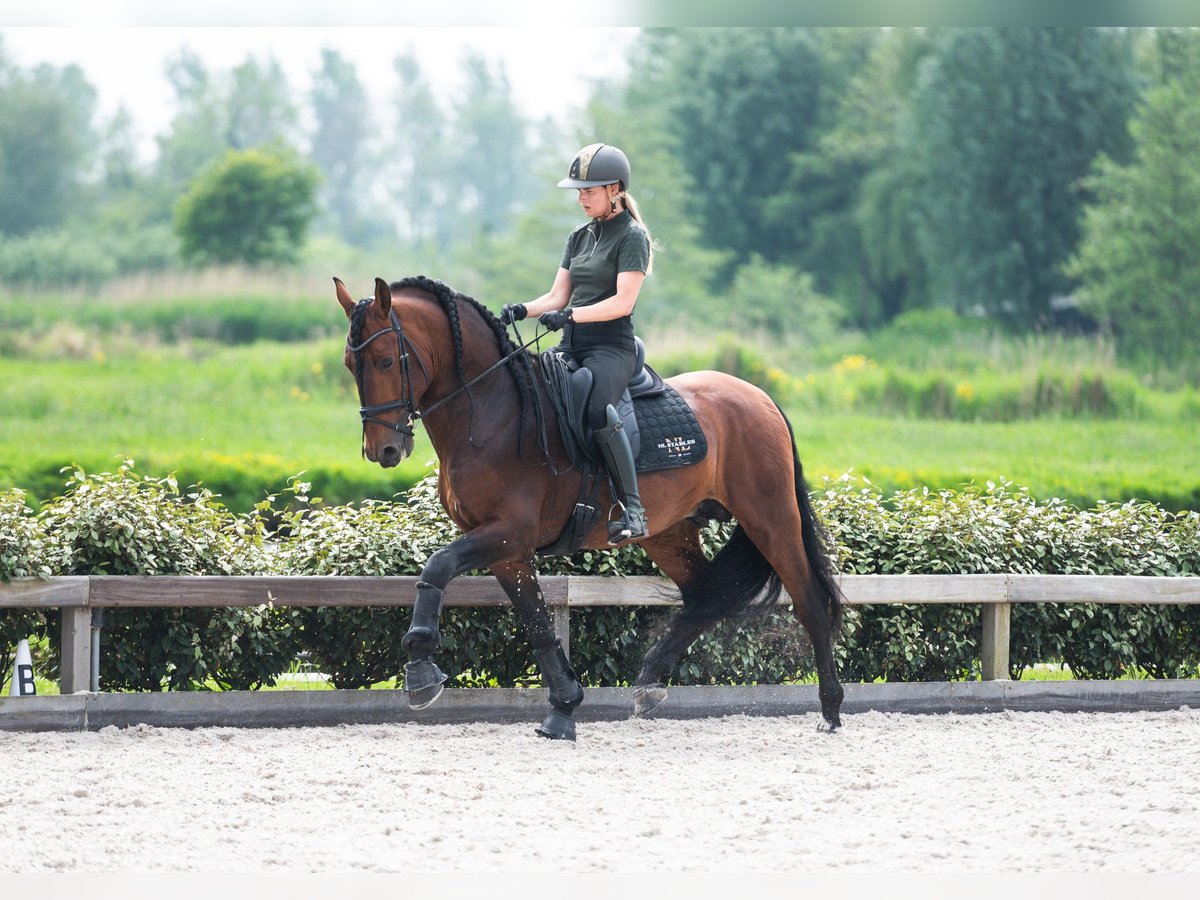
[
  {"left": 705, "top": 255, "right": 847, "bottom": 344},
  {"left": 3, "top": 464, "right": 1198, "bottom": 690},
  {"left": 33, "top": 460, "right": 301, "bottom": 691},
  {"left": 175, "top": 148, "right": 320, "bottom": 266},
  {"left": 0, "top": 489, "right": 49, "bottom": 582},
  {"left": 1065, "top": 31, "right": 1200, "bottom": 376},
  {"left": 816, "top": 475, "right": 1200, "bottom": 681},
  {"left": 0, "top": 489, "right": 51, "bottom": 683},
  {"left": 641, "top": 28, "right": 828, "bottom": 265},
  {"left": 908, "top": 27, "right": 1137, "bottom": 322},
  {"left": 0, "top": 52, "right": 97, "bottom": 236}
]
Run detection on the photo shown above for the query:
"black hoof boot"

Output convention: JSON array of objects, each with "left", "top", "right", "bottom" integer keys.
[
  {"left": 534, "top": 641, "right": 584, "bottom": 741},
  {"left": 632, "top": 683, "right": 668, "bottom": 718},
  {"left": 404, "top": 658, "right": 448, "bottom": 710},
  {"left": 535, "top": 710, "right": 577, "bottom": 741}
]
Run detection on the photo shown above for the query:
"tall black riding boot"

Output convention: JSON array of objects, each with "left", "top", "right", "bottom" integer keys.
[{"left": 594, "top": 406, "right": 648, "bottom": 545}]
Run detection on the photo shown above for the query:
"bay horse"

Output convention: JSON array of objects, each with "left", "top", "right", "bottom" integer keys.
[{"left": 335, "top": 274, "right": 844, "bottom": 740}]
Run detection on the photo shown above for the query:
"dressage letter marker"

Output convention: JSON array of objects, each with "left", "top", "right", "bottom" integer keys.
[{"left": 9, "top": 639, "right": 36, "bottom": 696}]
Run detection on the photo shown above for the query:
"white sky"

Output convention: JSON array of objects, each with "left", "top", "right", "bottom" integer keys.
[{"left": 0, "top": 25, "right": 639, "bottom": 159}]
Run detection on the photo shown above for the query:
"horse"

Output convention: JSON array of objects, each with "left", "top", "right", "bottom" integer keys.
[{"left": 335, "top": 274, "right": 845, "bottom": 740}]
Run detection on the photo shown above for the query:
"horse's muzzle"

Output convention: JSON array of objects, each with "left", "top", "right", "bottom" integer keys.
[{"left": 368, "top": 434, "right": 414, "bottom": 468}]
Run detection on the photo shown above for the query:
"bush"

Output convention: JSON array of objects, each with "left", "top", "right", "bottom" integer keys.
[
  {"left": 0, "top": 489, "right": 52, "bottom": 688},
  {"left": 175, "top": 148, "right": 319, "bottom": 267},
  {"left": 35, "top": 460, "right": 301, "bottom": 691},
  {"left": 2, "top": 464, "right": 1198, "bottom": 689},
  {"left": 815, "top": 475, "right": 1200, "bottom": 680}
]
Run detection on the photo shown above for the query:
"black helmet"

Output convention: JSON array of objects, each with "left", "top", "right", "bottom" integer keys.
[{"left": 557, "top": 143, "right": 631, "bottom": 190}]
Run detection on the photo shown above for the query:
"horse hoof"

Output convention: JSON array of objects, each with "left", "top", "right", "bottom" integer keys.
[
  {"left": 404, "top": 659, "right": 448, "bottom": 710},
  {"left": 816, "top": 718, "right": 842, "bottom": 734},
  {"left": 632, "top": 684, "right": 668, "bottom": 718},
  {"left": 535, "top": 710, "right": 577, "bottom": 741},
  {"left": 407, "top": 683, "right": 444, "bottom": 710}
]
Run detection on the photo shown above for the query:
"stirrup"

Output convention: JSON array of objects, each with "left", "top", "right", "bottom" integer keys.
[{"left": 607, "top": 504, "right": 648, "bottom": 545}]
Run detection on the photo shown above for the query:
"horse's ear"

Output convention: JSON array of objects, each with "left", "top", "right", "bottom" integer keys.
[
  {"left": 334, "top": 277, "right": 356, "bottom": 318},
  {"left": 374, "top": 277, "right": 392, "bottom": 314}
]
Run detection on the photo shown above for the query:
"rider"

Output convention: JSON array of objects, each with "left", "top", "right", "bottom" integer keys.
[{"left": 501, "top": 143, "right": 653, "bottom": 544}]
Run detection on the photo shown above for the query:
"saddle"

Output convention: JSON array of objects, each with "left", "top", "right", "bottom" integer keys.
[
  {"left": 540, "top": 336, "right": 665, "bottom": 470},
  {"left": 536, "top": 337, "right": 709, "bottom": 557}
]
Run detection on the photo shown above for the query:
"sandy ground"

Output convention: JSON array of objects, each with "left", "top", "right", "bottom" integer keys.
[{"left": 0, "top": 708, "right": 1197, "bottom": 874}]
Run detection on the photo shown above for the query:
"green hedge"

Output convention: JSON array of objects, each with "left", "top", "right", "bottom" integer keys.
[{"left": 2, "top": 463, "right": 1198, "bottom": 691}]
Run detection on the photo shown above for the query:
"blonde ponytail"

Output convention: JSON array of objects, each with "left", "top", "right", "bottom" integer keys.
[{"left": 623, "top": 191, "right": 655, "bottom": 276}]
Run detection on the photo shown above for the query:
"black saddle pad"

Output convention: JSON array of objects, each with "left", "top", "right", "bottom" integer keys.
[{"left": 633, "top": 383, "right": 707, "bottom": 472}]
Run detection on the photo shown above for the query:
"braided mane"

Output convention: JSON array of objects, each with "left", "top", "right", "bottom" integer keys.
[
  {"left": 348, "top": 298, "right": 371, "bottom": 406},
  {"left": 388, "top": 275, "right": 539, "bottom": 455}
]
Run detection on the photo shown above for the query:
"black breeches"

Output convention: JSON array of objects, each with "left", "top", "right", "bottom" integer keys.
[{"left": 576, "top": 345, "right": 638, "bottom": 431}]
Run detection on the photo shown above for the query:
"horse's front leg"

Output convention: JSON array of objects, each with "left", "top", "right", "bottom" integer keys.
[
  {"left": 400, "top": 523, "right": 515, "bottom": 709},
  {"left": 492, "top": 561, "right": 584, "bottom": 741}
]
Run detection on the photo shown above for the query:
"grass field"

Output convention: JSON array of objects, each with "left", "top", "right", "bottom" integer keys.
[
  {"left": 2, "top": 334, "right": 1197, "bottom": 511},
  {"left": 2, "top": 280, "right": 1196, "bottom": 511},
  {"left": 788, "top": 413, "right": 1200, "bottom": 511}
]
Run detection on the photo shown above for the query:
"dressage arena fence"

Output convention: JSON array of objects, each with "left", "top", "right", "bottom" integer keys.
[{"left": 3, "top": 573, "right": 1200, "bottom": 695}]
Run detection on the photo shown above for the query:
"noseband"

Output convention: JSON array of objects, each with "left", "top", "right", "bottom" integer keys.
[{"left": 346, "top": 308, "right": 429, "bottom": 441}]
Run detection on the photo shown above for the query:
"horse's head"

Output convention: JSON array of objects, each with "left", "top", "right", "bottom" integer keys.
[{"left": 336, "top": 276, "right": 426, "bottom": 468}]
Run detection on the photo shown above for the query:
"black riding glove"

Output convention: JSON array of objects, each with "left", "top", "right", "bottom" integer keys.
[
  {"left": 539, "top": 308, "right": 573, "bottom": 331},
  {"left": 499, "top": 303, "right": 527, "bottom": 325}
]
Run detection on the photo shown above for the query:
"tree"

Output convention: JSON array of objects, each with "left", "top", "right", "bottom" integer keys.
[
  {"left": 155, "top": 51, "right": 298, "bottom": 207},
  {"left": 155, "top": 50, "right": 229, "bottom": 198},
  {"left": 445, "top": 52, "right": 538, "bottom": 238},
  {"left": 389, "top": 50, "right": 451, "bottom": 246},
  {"left": 1065, "top": 30, "right": 1200, "bottom": 374},
  {"left": 647, "top": 28, "right": 826, "bottom": 266},
  {"left": 760, "top": 28, "right": 902, "bottom": 320},
  {"left": 0, "top": 44, "right": 97, "bottom": 235},
  {"left": 225, "top": 56, "right": 298, "bottom": 151},
  {"left": 174, "top": 148, "right": 319, "bottom": 266},
  {"left": 817, "top": 28, "right": 934, "bottom": 325},
  {"left": 309, "top": 48, "right": 388, "bottom": 246},
  {"left": 908, "top": 28, "right": 1138, "bottom": 323}
]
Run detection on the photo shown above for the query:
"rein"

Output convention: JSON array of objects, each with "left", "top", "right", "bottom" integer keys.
[
  {"left": 417, "top": 328, "right": 546, "bottom": 422},
  {"left": 347, "top": 304, "right": 548, "bottom": 446}
]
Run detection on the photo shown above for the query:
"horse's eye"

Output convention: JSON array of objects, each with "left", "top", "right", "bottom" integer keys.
[{"left": 379, "top": 356, "right": 395, "bottom": 371}]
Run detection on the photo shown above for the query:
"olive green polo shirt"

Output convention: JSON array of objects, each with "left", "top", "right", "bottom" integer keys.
[{"left": 559, "top": 210, "right": 650, "bottom": 351}]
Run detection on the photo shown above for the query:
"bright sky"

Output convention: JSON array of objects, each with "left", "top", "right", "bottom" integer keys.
[{"left": 0, "top": 24, "right": 639, "bottom": 159}]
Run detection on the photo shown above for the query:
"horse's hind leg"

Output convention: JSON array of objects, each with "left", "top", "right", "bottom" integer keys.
[
  {"left": 492, "top": 560, "right": 584, "bottom": 741},
  {"left": 729, "top": 504, "right": 844, "bottom": 731},
  {"left": 631, "top": 521, "right": 712, "bottom": 717}
]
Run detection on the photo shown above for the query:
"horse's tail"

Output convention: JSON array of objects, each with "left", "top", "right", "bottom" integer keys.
[
  {"left": 676, "top": 522, "right": 784, "bottom": 627},
  {"left": 778, "top": 405, "right": 844, "bottom": 635},
  {"left": 676, "top": 406, "right": 842, "bottom": 634}
]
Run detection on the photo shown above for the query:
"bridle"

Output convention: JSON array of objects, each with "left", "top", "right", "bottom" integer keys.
[
  {"left": 347, "top": 304, "right": 547, "bottom": 446},
  {"left": 347, "top": 308, "right": 427, "bottom": 441}
]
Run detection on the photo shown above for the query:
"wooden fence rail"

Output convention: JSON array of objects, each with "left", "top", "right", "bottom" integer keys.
[{"left": 3, "top": 574, "right": 1199, "bottom": 693}]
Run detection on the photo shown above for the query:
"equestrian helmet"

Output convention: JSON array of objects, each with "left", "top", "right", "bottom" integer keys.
[{"left": 557, "top": 143, "right": 631, "bottom": 190}]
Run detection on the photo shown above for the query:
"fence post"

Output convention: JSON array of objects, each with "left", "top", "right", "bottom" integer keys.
[
  {"left": 546, "top": 576, "right": 571, "bottom": 660},
  {"left": 980, "top": 602, "right": 1011, "bottom": 681},
  {"left": 552, "top": 606, "right": 571, "bottom": 660},
  {"left": 60, "top": 606, "right": 92, "bottom": 694}
]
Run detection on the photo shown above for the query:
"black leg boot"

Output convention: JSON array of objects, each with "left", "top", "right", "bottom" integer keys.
[
  {"left": 400, "top": 581, "right": 448, "bottom": 709},
  {"left": 533, "top": 641, "right": 584, "bottom": 741},
  {"left": 594, "top": 406, "right": 648, "bottom": 545}
]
